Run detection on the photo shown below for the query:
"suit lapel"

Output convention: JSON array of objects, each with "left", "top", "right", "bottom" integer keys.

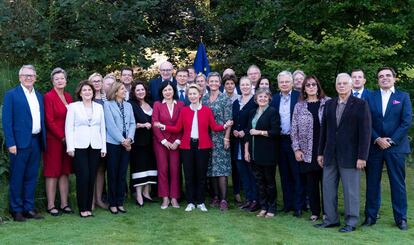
[
  {"left": 338, "top": 96, "right": 355, "bottom": 128},
  {"left": 17, "top": 85, "right": 31, "bottom": 115},
  {"left": 375, "top": 90, "right": 383, "bottom": 118},
  {"left": 383, "top": 91, "right": 397, "bottom": 119}
]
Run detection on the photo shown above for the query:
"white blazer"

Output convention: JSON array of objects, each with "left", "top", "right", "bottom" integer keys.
[{"left": 65, "top": 101, "right": 106, "bottom": 153}]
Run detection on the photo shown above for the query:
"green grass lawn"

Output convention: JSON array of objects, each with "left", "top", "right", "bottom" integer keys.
[{"left": 0, "top": 168, "right": 413, "bottom": 245}]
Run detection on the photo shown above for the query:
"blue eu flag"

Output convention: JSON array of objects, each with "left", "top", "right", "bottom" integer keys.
[{"left": 193, "top": 43, "right": 210, "bottom": 76}]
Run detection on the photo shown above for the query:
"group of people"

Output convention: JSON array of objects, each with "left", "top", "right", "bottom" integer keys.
[{"left": 2, "top": 62, "right": 411, "bottom": 233}]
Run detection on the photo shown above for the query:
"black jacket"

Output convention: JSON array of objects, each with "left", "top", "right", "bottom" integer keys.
[
  {"left": 246, "top": 106, "right": 280, "bottom": 165},
  {"left": 318, "top": 95, "right": 371, "bottom": 168}
]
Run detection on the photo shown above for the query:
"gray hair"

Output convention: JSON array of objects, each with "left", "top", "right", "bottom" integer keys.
[
  {"left": 254, "top": 88, "right": 272, "bottom": 103},
  {"left": 239, "top": 76, "right": 252, "bottom": 86},
  {"left": 19, "top": 65, "right": 36, "bottom": 76},
  {"left": 247, "top": 65, "right": 261, "bottom": 74},
  {"left": 293, "top": 70, "right": 305, "bottom": 79},
  {"left": 207, "top": 72, "right": 221, "bottom": 83},
  {"left": 50, "top": 67, "right": 67, "bottom": 81},
  {"left": 336, "top": 73, "right": 353, "bottom": 85},
  {"left": 277, "top": 71, "right": 293, "bottom": 82}
]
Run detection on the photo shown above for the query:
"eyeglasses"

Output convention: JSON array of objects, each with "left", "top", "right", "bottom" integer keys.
[
  {"left": 305, "top": 83, "right": 317, "bottom": 88},
  {"left": 20, "top": 74, "right": 36, "bottom": 79},
  {"left": 121, "top": 74, "right": 133, "bottom": 77},
  {"left": 91, "top": 80, "right": 102, "bottom": 83},
  {"left": 160, "top": 69, "right": 172, "bottom": 72}
]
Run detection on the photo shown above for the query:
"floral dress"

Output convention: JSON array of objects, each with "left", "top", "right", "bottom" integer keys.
[{"left": 202, "top": 92, "right": 232, "bottom": 176}]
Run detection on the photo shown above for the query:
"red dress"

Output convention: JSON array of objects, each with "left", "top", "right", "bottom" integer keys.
[{"left": 43, "top": 89, "right": 73, "bottom": 177}]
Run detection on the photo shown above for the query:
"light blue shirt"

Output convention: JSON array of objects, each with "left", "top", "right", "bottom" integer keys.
[{"left": 279, "top": 91, "right": 291, "bottom": 135}]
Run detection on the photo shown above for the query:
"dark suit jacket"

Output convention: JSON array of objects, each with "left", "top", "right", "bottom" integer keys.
[
  {"left": 318, "top": 95, "right": 371, "bottom": 168},
  {"left": 353, "top": 88, "right": 371, "bottom": 100},
  {"left": 270, "top": 89, "right": 300, "bottom": 132},
  {"left": 2, "top": 85, "right": 46, "bottom": 149},
  {"left": 231, "top": 97, "right": 257, "bottom": 161},
  {"left": 148, "top": 77, "right": 177, "bottom": 102},
  {"left": 246, "top": 106, "right": 280, "bottom": 165},
  {"left": 366, "top": 89, "right": 412, "bottom": 154}
]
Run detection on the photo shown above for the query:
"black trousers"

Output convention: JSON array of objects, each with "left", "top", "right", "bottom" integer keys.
[
  {"left": 73, "top": 147, "right": 100, "bottom": 212},
  {"left": 251, "top": 162, "right": 276, "bottom": 213},
  {"left": 181, "top": 139, "right": 211, "bottom": 205},
  {"left": 302, "top": 170, "right": 323, "bottom": 216},
  {"left": 106, "top": 143, "right": 130, "bottom": 207}
]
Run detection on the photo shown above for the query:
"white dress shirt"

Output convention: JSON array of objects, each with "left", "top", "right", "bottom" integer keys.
[
  {"left": 381, "top": 86, "right": 395, "bottom": 116},
  {"left": 21, "top": 84, "right": 41, "bottom": 134},
  {"left": 352, "top": 88, "right": 364, "bottom": 99},
  {"left": 190, "top": 103, "right": 202, "bottom": 139}
]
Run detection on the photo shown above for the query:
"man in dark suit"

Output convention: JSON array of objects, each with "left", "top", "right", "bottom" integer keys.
[
  {"left": 270, "top": 71, "right": 303, "bottom": 216},
  {"left": 363, "top": 67, "right": 412, "bottom": 230},
  {"left": 120, "top": 66, "right": 134, "bottom": 101},
  {"left": 2, "top": 65, "right": 46, "bottom": 222},
  {"left": 351, "top": 69, "right": 371, "bottom": 100},
  {"left": 175, "top": 68, "right": 190, "bottom": 105},
  {"left": 148, "top": 61, "right": 177, "bottom": 102},
  {"left": 315, "top": 73, "right": 371, "bottom": 232}
]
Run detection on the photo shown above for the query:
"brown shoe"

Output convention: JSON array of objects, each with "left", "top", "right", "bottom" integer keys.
[
  {"left": 23, "top": 210, "right": 44, "bottom": 220},
  {"left": 12, "top": 212, "right": 26, "bottom": 222}
]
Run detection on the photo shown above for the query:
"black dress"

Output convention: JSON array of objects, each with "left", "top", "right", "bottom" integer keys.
[
  {"left": 129, "top": 100, "right": 157, "bottom": 187},
  {"left": 299, "top": 101, "right": 322, "bottom": 173}
]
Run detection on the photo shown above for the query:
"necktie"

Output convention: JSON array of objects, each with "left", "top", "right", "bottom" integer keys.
[
  {"left": 179, "top": 89, "right": 185, "bottom": 101},
  {"left": 353, "top": 91, "right": 359, "bottom": 97}
]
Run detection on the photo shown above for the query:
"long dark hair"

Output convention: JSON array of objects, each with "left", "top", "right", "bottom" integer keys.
[
  {"left": 300, "top": 75, "right": 325, "bottom": 101},
  {"left": 158, "top": 81, "right": 178, "bottom": 101},
  {"left": 129, "top": 80, "right": 151, "bottom": 106}
]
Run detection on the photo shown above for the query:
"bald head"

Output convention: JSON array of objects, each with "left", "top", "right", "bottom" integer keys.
[{"left": 160, "top": 61, "right": 174, "bottom": 81}]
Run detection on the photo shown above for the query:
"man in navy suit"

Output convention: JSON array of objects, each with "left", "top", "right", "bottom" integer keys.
[
  {"left": 2, "top": 65, "right": 46, "bottom": 222},
  {"left": 363, "top": 67, "right": 412, "bottom": 230},
  {"left": 175, "top": 68, "right": 190, "bottom": 105},
  {"left": 148, "top": 61, "right": 177, "bottom": 102},
  {"left": 121, "top": 67, "right": 134, "bottom": 101},
  {"left": 351, "top": 69, "right": 371, "bottom": 100},
  {"left": 270, "top": 71, "right": 303, "bottom": 216}
]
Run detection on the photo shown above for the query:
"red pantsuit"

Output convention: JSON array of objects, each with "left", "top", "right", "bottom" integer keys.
[
  {"left": 152, "top": 100, "right": 184, "bottom": 198},
  {"left": 43, "top": 89, "right": 73, "bottom": 177}
]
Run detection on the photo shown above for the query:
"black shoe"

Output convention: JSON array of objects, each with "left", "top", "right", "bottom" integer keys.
[
  {"left": 240, "top": 201, "right": 251, "bottom": 210},
  {"left": 314, "top": 222, "right": 340, "bottom": 228},
  {"left": 12, "top": 212, "right": 26, "bottom": 222},
  {"left": 135, "top": 200, "right": 144, "bottom": 208},
  {"left": 397, "top": 220, "right": 408, "bottom": 231},
  {"left": 293, "top": 210, "right": 302, "bottom": 217},
  {"left": 362, "top": 217, "right": 376, "bottom": 226},
  {"left": 23, "top": 210, "right": 44, "bottom": 220},
  {"left": 339, "top": 225, "right": 356, "bottom": 233},
  {"left": 143, "top": 196, "right": 156, "bottom": 203},
  {"left": 60, "top": 205, "right": 74, "bottom": 214},
  {"left": 46, "top": 207, "right": 61, "bottom": 217},
  {"left": 248, "top": 201, "right": 260, "bottom": 212},
  {"left": 117, "top": 206, "right": 127, "bottom": 213},
  {"left": 108, "top": 207, "right": 118, "bottom": 214}
]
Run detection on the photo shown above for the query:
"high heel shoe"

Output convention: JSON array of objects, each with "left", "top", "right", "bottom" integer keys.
[
  {"left": 143, "top": 196, "right": 155, "bottom": 203},
  {"left": 136, "top": 200, "right": 144, "bottom": 208},
  {"left": 108, "top": 206, "right": 118, "bottom": 215}
]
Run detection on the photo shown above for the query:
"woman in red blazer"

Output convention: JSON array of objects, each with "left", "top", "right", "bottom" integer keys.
[
  {"left": 152, "top": 81, "right": 184, "bottom": 209},
  {"left": 155, "top": 84, "right": 233, "bottom": 212},
  {"left": 43, "top": 68, "right": 73, "bottom": 216}
]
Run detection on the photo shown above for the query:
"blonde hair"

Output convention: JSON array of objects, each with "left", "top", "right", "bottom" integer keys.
[{"left": 106, "top": 82, "right": 124, "bottom": 101}]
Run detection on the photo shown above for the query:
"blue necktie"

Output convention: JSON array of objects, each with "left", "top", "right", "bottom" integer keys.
[
  {"left": 353, "top": 91, "right": 359, "bottom": 97},
  {"left": 179, "top": 90, "right": 185, "bottom": 101}
]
